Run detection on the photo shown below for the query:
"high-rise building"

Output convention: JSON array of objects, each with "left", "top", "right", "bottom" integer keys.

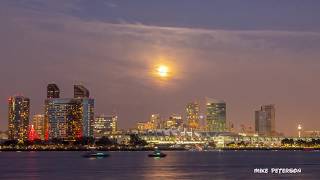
[
  {"left": 137, "top": 122, "right": 153, "bottom": 132},
  {"left": 186, "top": 102, "right": 200, "bottom": 130},
  {"left": 45, "top": 98, "right": 94, "bottom": 140},
  {"left": 74, "top": 85, "right": 90, "bottom": 98},
  {"left": 94, "top": 115, "right": 118, "bottom": 138},
  {"left": 80, "top": 98, "right": 95, "bottom": 138},
  {"left": 8, "top": 96, "right": 30, "bottom": 141},
  {"left": 45, "top": 98, "right": 74, "bottom": 139},
  {"left": 45, "top": 84, "right": 94, "bottom": 140},
  {"left": 32, "top": 114, "right": 45, "bottom": 140},
  {"left": 150, "top": 114, "right": 161, "bottom": 130},
  {"left": 47, "top": 84, "right": 60, "bottom": 98},
  {"left": 164, "top": 114, "right": 183, "bottom": 129},
  {"left": 255, "top": 104, "right": 275, "bottom": 136},
  {"left": 206, "top": 98, "right": 226, "bottom": 132}
]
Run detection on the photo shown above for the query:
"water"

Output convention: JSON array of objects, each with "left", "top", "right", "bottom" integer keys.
[{"left": 0, "top": 151, "right": 319, "bottom": 179}]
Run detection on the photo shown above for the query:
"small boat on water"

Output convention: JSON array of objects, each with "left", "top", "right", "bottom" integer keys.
[
  {"left": 148, "top": 149, "right": 167, "bottom": 158},
  {"left": 82, "top": 152, "right": 110, "bottom": 158}
]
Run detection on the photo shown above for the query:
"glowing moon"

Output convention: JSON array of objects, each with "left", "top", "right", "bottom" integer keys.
[{"left": 157, "top": 65, "right": 169, "bottom": 77}]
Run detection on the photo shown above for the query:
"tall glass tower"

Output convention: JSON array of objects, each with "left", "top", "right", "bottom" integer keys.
[
  {"left": 206, "top": 98, "right": 226, "bottom": 132},
  {"left": 45, "top": 84, "right": 94, "bottom": 140},
  {"left": 8, "top": 96, "right": 30, "bottom": 141},
  {"left": 186, "top": 102, "right": 200, "bottom": 130},
  {"left": 255, "top": 104, "right": 275, "bottom": 136}
]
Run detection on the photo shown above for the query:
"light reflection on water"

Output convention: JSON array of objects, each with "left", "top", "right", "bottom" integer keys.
[{"left": 0, "top": 151, "right": 319, "bottom": 180}]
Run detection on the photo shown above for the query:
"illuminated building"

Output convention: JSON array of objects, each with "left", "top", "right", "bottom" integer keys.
[
  {"left": 80, "top": 98, "right": 95, "bottom": 138},
  {"left": 45, "top": 84, "right": 94, "bottom": 140},
  {"left": 74, "top": 85, "right": 90, "bottom": 98},
  {"left": 164, "top": 114, "right": 183, "bottom": 129},
  {"left": 206, "top": 98, "right": 226, "bottom": 132},
  {"left": 186, "top": 102, "right": 200, "bottom": 130},
  {"left": 255, "top": 104, "right": 275, "bottom": 136},
  {"left": 150, "top": 114, "right": 161, "bottom": 130},
  {"left": 94, "top": 115, "right": 118, "bottom": 138},
  {"left": 137, "top": 121, "right": 154, "bottom": 132},
  {"left": 8, "top": 96, "right": 30, "bottom": 141},
  {"left": 32, "top": 114, "right": 45, "bottom": 140},
  {"left": 47, "top": 84, "right": 60, "bottom": 98}
]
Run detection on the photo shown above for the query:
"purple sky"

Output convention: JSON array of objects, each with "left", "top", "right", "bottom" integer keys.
[{"left": 1, "top": 0, "right": 320, "bottom": 135}]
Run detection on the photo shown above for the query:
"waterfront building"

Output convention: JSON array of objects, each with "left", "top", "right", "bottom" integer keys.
[
  {"left": 255, "top": 104, "right": 275, "bottom": 136},
  {"left": 8, "top": 96, "right": 30, "bottom": 141},
  {"left": 137, "top": 121, "right": 154, "bottom": 132},
  {"left": 150, "top": 114, "right": 161, "bottom": 130},
  {"left": 47, "top": 83, "right": 60, "bottom": 98},
  {"left": 74, "top": 85, "right": 90, "bottom": 98},
  {"left": 32, "top": 114, "right": 45, "bottom": 140},
  {"left": 164, "top": 114, "right": 183, "bottom": 129},
  {"left": 206, "top": 98, "right": 226, "bottom": 132},
  {"left": 186, "top": 102, "right": 200, "bottom": 130},
  {"left": 45, "top": 84, "right": 94, "bottom": 140},
  {"left": 94, "top": 115, "right": 118, "bottom": 138}
]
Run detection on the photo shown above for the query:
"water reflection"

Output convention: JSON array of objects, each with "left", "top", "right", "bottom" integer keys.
[{"left": 0, "top": 151, "right": 319, "bottom": 180}]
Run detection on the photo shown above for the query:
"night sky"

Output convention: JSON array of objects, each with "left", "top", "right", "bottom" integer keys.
[{"left": 1, "top": 0, "right": 320, "bottom": 135}]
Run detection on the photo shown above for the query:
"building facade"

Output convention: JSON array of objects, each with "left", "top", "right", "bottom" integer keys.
[
  {"left": 186, "top": 102, "right": 200, "bottom": 130},
  {"left": 206, "top": 98, "right": 226, "bottom": 132},
  {"left": 255, "top": 104, "right": 275, "bottom": 136},
  {"left": 94, "top": 115, "right": 118, "bottom": 138},
  {"left": 150, "top": 114, "right": 161, "bottom": 130},
  {"left": 44, "top": 84, "right": 94, "bottom": 140},
  {"left": 32, "top": 114, "right": 45, "bottom": 140},
  {"left": 45, "top": 98, "right": 94, "bottom": 140},
  {"left": 164, "top": 114, "right": 183, "bottom": 129},
  {"left": 8, "top": 96, "right": 30, "bottom": 141}
]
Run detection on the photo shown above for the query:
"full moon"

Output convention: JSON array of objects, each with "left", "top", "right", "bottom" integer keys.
[{"left": 157, "top": 65, "right": 169, "bottom": 77}]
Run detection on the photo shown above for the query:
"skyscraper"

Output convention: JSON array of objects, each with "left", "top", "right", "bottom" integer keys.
[
  {"left": 255, "top": 104, "right": 275, "bottom": 136},
  {"left": 32, "top": 114, "right": 45, "bottom": 140},
  {"left": 45, "top": 98, "right": 94, "bottom": 140},
  {"left": 74, "top": 85, "right": 90, "bottom": 98},
  {"left": 45, "top": 98, "right": 74, "bottom": 139},
  {"left": 206, "top": 98, "right": 226, "bottom": 132},
  {"left": 45, "top": 84, "right": 94, "bottom": 140},
  {"left": 94, "top": 115, "right": 118, "bottom": 138},
  {"left": 80, "top": 98, "right": 95, "bottom": 138},
  {"left": 8, "top": 96, "right": 30, "bottom": 141},
  {"left": 164, "top": 114, "right": 183, "bottom": 129},
  {"left": 47, "top": 84, "right": 60, "bottom": 98},
  {"left": 150, "top": 114, "right": 161, "bottom": 130},
  {"left": 186, "top": 102, "right": 200, "bottom": 130}
]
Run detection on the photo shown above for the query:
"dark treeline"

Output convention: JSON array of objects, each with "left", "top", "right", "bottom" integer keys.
[{"left": 1, "top": 134, "right": 148, "bottom": 148}]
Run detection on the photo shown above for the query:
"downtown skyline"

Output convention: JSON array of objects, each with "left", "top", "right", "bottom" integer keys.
[{"left": 1, "top": 1, "right": 320, "bottom": 135}]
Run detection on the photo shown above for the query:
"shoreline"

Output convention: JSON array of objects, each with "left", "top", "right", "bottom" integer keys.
[{"left": 1, "top": 147, "right": 319, "bottom": 152}]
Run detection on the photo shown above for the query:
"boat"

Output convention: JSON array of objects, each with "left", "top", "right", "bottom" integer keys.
[
  {"left": 148, "top": 149, "right": 167, "bottom": 158},
  {"left": 82, "top": 152, "right": 110, "bottom": 158}
]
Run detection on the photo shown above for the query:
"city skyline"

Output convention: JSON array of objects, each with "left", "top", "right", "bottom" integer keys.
[
  {"left": 0, "top": 83, "right": 293, "bottom": 136},
  {"left": 1, "top": 1, "right": 320, "bottom": 135}
]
